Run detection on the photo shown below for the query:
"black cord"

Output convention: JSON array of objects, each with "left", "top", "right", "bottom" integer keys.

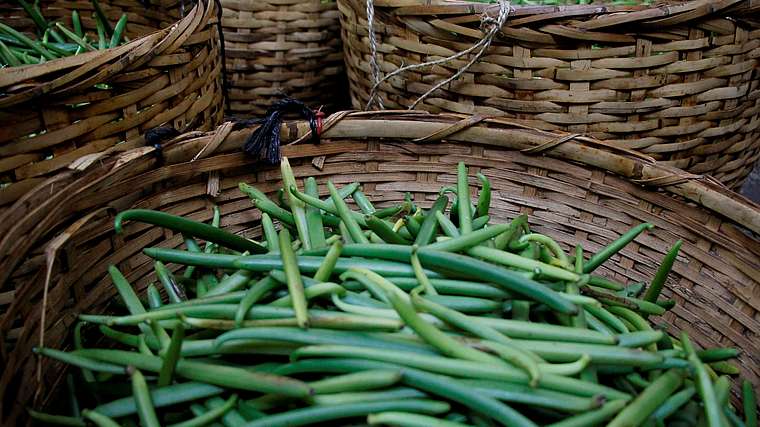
[
  {"left": 241, "top": 97, "right": 320, "bottom": 165},
  {"left": 145, "top": 126, "right": 180, "bottom": 164}
]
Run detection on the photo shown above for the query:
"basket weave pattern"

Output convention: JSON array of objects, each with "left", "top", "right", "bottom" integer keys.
[
  {"left": 338, "top": 0, "right": 760, "bottom": 189},
  {"left": 221, "top": 0, "right": 347, "bottom": 116},
  {"left": 0, "top": 0, "right": 224, "bottom": 208},
  {"left": 0, "top": 112, "right": 758, "bottom": 423}
]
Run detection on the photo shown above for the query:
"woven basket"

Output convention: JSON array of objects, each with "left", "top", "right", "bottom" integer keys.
[
  {"left": 338, "top": 0, "right": 760, "bottom": 189},
  {"left": 221, "top": 0, "right": 348, "bottom": 116},
  {"left": 0, "top": 0, "right": 225, "bottom": 208},
  {"left": 1, "top": 111, "right": 759, "bottom": 424}
]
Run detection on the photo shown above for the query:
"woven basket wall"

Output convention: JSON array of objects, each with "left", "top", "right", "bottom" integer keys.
[
  {"left": 0, "top": 111, "right": 758, "bottom": 424},
  {"left": 338, "top": 0, "right": 760, "bottom": 189},
  {"left": 221, "top": 0, "right": 348, "bottom": 116},
  {"left": 0, "top": 0, "right": 224, "bottom": 209}
]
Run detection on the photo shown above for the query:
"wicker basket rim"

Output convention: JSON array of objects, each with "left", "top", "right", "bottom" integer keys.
[
  {"left": 37, "top": 109, "right": 760, "bottom": 237},
  {"left": 0, "top": 0, "right": 213, "bottom": 107}
]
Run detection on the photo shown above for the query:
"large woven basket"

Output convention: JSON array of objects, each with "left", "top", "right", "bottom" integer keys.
[
  {"left": 221, "top": 0, "right": 348, "bottom": 116},
  {"left": 0, "top": 111, "right": 759, "bottom": 423},
  {"left": 0, "top": 0, "right": 224, "bottom": 208},
  {"left": 339, "top": 0, "right": 760, "bottom": 189}
]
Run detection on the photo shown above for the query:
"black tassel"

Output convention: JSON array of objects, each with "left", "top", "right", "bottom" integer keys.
[{"left": 242, "top": 97, "right": 320, "bottom": 165}]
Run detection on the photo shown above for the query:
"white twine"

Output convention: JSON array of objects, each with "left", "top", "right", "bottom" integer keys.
[
  {"left": 366, "top": 0, "right": 384, "bottom": 109},
  {"left": 364, "top": 0, "right": 511, "bottom": 111}
]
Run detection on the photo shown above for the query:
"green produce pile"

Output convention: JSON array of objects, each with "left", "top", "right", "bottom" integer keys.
[
  {"left": 32, "top": 160, "right": 757, "bottom": 426},
  {"left": 0, "top": 0, "right": 128, "bottom": 67}
]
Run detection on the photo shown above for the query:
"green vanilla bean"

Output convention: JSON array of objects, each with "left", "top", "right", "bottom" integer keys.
[
  {"left": 304, "top": 177, "right": 327, "bottom": 248},
  {"left": 278, "top": 228, "right": 309, "bottom": 328},
  {"left": 583, "top": 223, "right": 654, "bottom": 273},
  {"left": 456, "top": 162, "right": 473, "bottom": 234},
  {"left": 643, "top": 240, "right": 682, "bottom": 303},
  {"left": 116, "top": 209, "right": 266, "bottom": 253}
]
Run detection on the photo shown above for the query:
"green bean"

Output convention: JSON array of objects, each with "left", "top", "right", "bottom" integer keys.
[
  {"left": 78, "top": 349, "right": 313, "bottom": 397},
  {"left": 169, "top": 395, "right": 237, "bottom": 427},
  {"left": 233, "top": 276, "right": 278, "bottom": 326},
  {"left": 312, "top": 240, "right": 342, "bottom": 282},
  {"left": 82, "top": 410, "right": 120, "bottom": 427},
  {"left": 519, "top": 233, "right": 571, "bottom": 268},
  {"left": 95, "top": 12, "right": 107, "bottom": 49},
  {"left": 328, "top": 181, "right": 368, "bottom": 243},
  {"left": 270, "top": 282, "right": 345, "bottom": 306},
  {"left": 352, "top": 190, "right": 376, "bottom": 214},
  {"left": 313, "top": 388, "right": 427, "bottom": 405},
  {"left": 643, "top": 240, "right": 682, "bottom": 303},
  {"left": 279, "top": 158, "right": 311, "bottom": 250},
  {"left": 411, "top": 249, "right": 437, "bottom": 295},
  {"left": 405, "top": 214, "right": 421, "bottom": 238},
  {"left": 144, "top": 283, "right": 162, "bottom": 310},
  {"left": 607, "top": 306, "right": 658, "bottom": 351},
  {"left": 258, "top": 213, "right": 279, "bottom": 254},
  {"left": 71, "top": 10, "right": 84, "bottom": 38},
  {"left": 0, "top": 23, "right": 55, "bottom": 60},
  {"left": 546, "top": 400, "right": 628, "bottom": 427},
  {"left": 608, "top": 369, "right": 684, "bottom": 427},
  {"left": 415, "top": 196, "right": 448, "bottom": 245},
  {"left": 109, "top": 14, "right": 127, "bottom": 48},
  {"left": 0, "top": 40, "right": 20, "bottom": 66},
  {"left": 460, "top": 379, "right": 602, "bottom": 413},
  {"left": 436, "top": 210, "right": 461, "bottom": 237},
  {"left": 744, "top": 380, "right": 757, "bottom": 427},
  {"left": 240, "top": 184, "right": 296, "bottom": 226},
  {"left": 138, "top": 334, "right": 153, "bottom": 355},
  {"left": 584, "top": 223, "right": 654, "bottom": 273},
  {"left": 310, "top": 369, "right": 402, "bottom": 394},
  {"left": 587, "top": 275, "right": 626, "bottom": 291},
  {"left": 155, "top": 261, "right": 184, "bottom": 303},
  {"left": 17, "top": 0, "right": 48, "bottom": 33},
  {"left": 240, "top": 399, "right": 449, "bottom": 427},
  {"left": 472, "top": 215, "right": 490, "bottom": 230},
  {"left": 301, "top": 177, "right": 327, "bottom": 248},
  {"left": 157, "top": 324, "right": 184, "bottom": 386},
  {"left": 682, "top": 333, "right": 722, "bottom": 427},
  {"left": 379, "top": 276, "right": 508, "bottom": 299},
  {"left": 375, "top": 202, "right": 411, "bottom": 219},
  {"left": 365, "top": 215, "right": 410, "bottom": 244},
  {"left": 205, "top": 269, "right": 252, "bottom": 297},
  {"left": 616, "top": 330, "right": 664, "bottom": 348},
  {"left": 475, "top": 172, "right": 491, "bottom": 218},
  {"left": 28, "top": 410, "right": 86, "bottom": 427},
  {"left": 368, "top": 412, "right": 471, "bottom": 427},
  {"left": 416, "top": 248, "right": 578, "bottom": 314},
  {"left": 649, "top": 386, "right": 696, "bottom": 421},
  {"left": 55, "top": 23, "right": 94, "bottom": 51},
  {"left": 427, "top": 223, "right": 510, "bottom": 252},
  {"left": 117, "top": 209, "right": 265, "bottom": 253},
  {"left": 697, "top": 347, "right": 740, "bottom": 363},
  {"left": 506, "top": 338, "right": 663, "bottom": 366},
  {"left": 456, "top": 162, "right": 473, "bottom": 233},
  {"left": 277, "top": 228, "right": 309, "bottom": 328},
  {"left": 494, "top": 214, "right": 528, "bottom": 251},
  {"left": 512, "top": 300, "right": 530, "bottom": 321},
  {"left": 290, "top": 346, "right": 628, "bottom": 399},
  {"left": 369, "top": 270, "right": 503, "bottom": 365},
  {"left": 727, "top": 408, "right": 748, "bottom": 427},
  {"left": 466, "top": 246, "right": 579, "bottom": 282},
  {"left": 91, "top": 0, "right": 113, "bottom": 35},
  {"left": 73, "top": 321, "right": 97, "bottom": 383},
  {"left": 584, "top": 305, "right": 628, "bottom": 333},
  {"left": 95, "top": 382, "right": 224, "bottom": 418},
  {"left": 109, "top": 265, "right": 169, "bottom": 345},
  {"left": 204, "top": 396, "right": 246, "bottom": 427},
  {"left": 130, "top": 368, "right": 160, "bottom": 427}
]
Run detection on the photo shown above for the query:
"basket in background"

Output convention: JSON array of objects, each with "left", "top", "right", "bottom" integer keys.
[
  {"left": 221, "top": 0, "right": 348, "bottom": 117},
  {"left": 0, "top": 0, "right": 225, "bottom": 208},
  {"left": 338, "top": 0, "right": 760, "bottom": 189},
  {"left": 0, "top": 111, "right": 758, "bottom": 424}
]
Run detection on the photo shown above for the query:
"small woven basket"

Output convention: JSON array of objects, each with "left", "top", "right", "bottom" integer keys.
[
  {"left": 339, "top": 0, "right": 760, "bottom": 189},
  {"left": 0, "top": 111, "right": 758, "bottom": 423},
  {"left": 0, "top": 0, "right": 225, "bottom": 208},
  {"left": 221, "top": 0, "right": 348, "bottom": 117}
]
